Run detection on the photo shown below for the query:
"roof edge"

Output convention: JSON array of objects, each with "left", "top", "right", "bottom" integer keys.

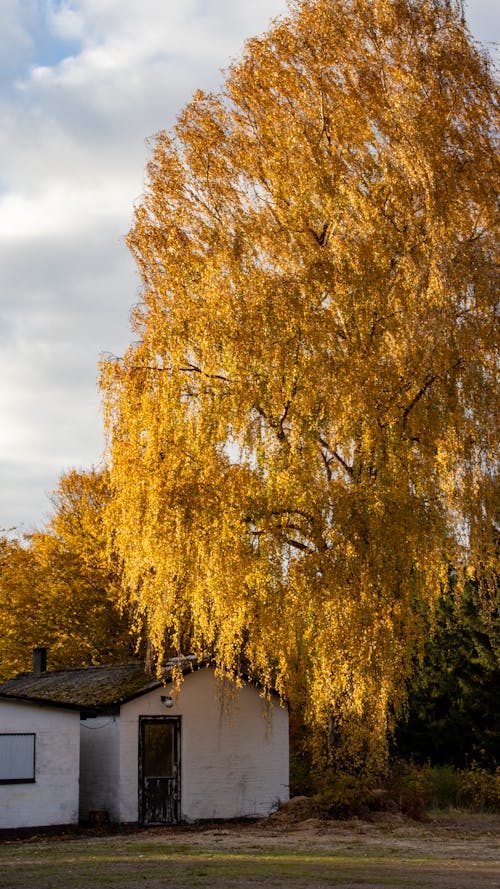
[{"left": 0, "top": 692, "right": 86, "bottom": 713}]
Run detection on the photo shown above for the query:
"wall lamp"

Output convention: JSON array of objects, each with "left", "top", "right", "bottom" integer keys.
[{"left": 161, "top": 694, "right": 174, "bottom": 708}]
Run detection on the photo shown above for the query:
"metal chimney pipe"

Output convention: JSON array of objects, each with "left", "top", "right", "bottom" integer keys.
[{"left": 33, "top": 646, "right": 47, "bottom": 673}]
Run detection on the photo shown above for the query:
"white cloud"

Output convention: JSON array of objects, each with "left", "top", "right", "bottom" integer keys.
[
  {"left": 0, "top": 180, "right": 126, "bottom": 240},
  {"left": 0, "top": 1, "right": 35, "bottom": 70},
  {"left": 6, "top": 160, "right": 143, "bottom": 234},
  {"left": 32, "top": 0, "right": 270, "bottom": 89},
  {"left": 46, "top": 1, "right": 86, "bottom": 43}
]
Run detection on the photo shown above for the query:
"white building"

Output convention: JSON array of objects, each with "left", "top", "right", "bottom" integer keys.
[
  {"left": 0, "top": 654, "right": 289, "bottom": 830},
  {"left": 0, "top": 697, "right": 80, "bottom": 830}
]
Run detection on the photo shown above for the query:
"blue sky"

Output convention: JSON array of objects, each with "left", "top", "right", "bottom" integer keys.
[{"left": 0, "top": 0, "right": 498, "bottom": 533}]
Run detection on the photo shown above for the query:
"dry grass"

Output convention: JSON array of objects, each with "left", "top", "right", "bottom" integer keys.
[{"left": 0, "top": 813, "right": 499, "bottom": 889}]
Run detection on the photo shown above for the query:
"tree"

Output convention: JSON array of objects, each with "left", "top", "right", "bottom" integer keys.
[
  {"left": 394, "top": 569, "right": 500, "bottom": 769},
  {"left": 100, "top": 0, "right": 499, "bottom": 771},
  {"left": 0, "top": 469, "right": 137, "bottom": 680}
]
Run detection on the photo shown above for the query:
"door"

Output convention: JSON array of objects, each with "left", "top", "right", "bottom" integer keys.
[{"left": 139, "top": 716, "right": 181, "bottom": 824}]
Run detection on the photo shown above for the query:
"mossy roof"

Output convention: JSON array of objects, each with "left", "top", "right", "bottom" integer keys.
[{"left": 0, "top": 658, "right": 199, "bottom": 712}]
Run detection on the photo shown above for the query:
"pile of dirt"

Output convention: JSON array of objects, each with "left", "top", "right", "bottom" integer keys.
[{"left": 267, "top": 795, "right": 319, "bottom": 824}]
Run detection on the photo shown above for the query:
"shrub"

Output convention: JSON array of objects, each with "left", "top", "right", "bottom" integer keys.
[
  {"left": 289, "top": 758, "right": 500, "bottom": 820},
  {"left": 458, "top": 765, "right": 500, "bottom": 811},
  {"left": 387, "top": 761, "right": 500, "bottom": 815},
  {"left": 312, "top": 771, "right": 374, "bottom": 819}
]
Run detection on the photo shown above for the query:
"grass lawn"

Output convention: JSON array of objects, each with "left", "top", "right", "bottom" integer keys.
[{"left": 0, "top": 814, "right": 499, "bottom": 889}]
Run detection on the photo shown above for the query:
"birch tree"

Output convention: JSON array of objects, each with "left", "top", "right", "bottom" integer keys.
[{"left": 101, "top": 0, "right": 499, "bottom": 769}]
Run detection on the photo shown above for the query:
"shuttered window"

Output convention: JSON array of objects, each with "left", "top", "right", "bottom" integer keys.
[{"left": 0, "top": 733, "right": 36, "bottom": 783}]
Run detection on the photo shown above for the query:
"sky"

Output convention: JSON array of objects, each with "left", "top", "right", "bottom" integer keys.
[{"left": 0, "top": 1, "right": 498, "bottom": 535}]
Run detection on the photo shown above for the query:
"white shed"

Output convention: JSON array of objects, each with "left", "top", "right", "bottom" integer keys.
[
  {"left": 0, "top": 657, "right": 289, "bottom": 828},
  {"left": 0, "top": 696, "right": 81, "bottom": 830}
]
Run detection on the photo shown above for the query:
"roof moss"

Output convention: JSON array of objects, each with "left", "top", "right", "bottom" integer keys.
[{"left": 0, "top": 658, "right": 198, "bottom": 710}]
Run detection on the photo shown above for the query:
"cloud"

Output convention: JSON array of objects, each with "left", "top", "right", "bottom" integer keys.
[
  {"left": 465, "top": 0, "right": 500, "bottom": 65},
  {"left": 0, "top": 180, "right": 131, "bottom": 240},
  {"left": 46, "top": 1, "right": 86, "bottom": 43},
  {"left": 0, "top": 1, "right": 35, "bottom": 73}
]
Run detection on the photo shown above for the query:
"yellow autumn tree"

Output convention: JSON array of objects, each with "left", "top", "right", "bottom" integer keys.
[
  {"left": 101, "top": 0, "right": 499, "bottom": 771},
  {"left": 0, "top": 468, "right": 137, "bottom": 680}
]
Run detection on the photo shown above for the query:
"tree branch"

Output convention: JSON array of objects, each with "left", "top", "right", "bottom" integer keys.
[
  {"left": 178, "top": 363, "right": 232, "bottom": 384},
  {"left": 284, "top": 537, "right": 315, "bottom": 554},
  {"left": 402, "top": 373, "right": 438, "bottom": 426},
  {"left": 319, "top": 436, "right": 354, "bottom": 477}
]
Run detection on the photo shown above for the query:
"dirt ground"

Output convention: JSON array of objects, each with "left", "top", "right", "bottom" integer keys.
[{"left": 1, "top": 810, "right": 499, "bottom": 888}]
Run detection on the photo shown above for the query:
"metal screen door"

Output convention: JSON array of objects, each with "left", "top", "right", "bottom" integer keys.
[{"left": 139, "top": 717, "right": 180, "bottom": 824}]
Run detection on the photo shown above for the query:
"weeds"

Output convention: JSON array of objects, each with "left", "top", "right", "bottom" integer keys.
[{"left": 302, "top": 762, "right": 500, "bottom": 820}]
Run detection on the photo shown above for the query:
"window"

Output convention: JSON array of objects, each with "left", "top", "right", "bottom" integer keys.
[{"left": 0, "top": 733, "right": 36, "bottom": 783}]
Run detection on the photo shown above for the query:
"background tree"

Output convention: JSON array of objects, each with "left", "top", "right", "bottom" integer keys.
[
  {"left": 101, "top": 0, "right": 499, "bottom": 773},
  {"left": 0, "top": 468, "right": 137, "bottom": 680},
  {"left": 394, "top": 567, "right": 499, "bottom": 769}
]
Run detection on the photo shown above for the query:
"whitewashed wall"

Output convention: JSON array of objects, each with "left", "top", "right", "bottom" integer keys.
[
  {"left": 0, "top": 700, "right": 80, "bottom": 829},
  {"left": 79, "top": 715, "right": 120, "bottom": 823},
  {"left": 118, "top": 668, "right": 289, "bottom": 822}
]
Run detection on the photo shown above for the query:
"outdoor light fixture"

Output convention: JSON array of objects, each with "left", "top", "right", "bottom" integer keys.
[{"left": 160, "top": 694, "right": 174, "bottom": 708}]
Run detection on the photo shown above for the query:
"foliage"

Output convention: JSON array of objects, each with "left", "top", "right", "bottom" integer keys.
[
  {"left": 386, "top": 760, "right": 500, "bottom": 815},
  {"left": 313, "top": 770, "right": 374, "bottom": 818},
  {"left": 100, "top": 0, "right": 499, "bottom": 770},
  {"left": 291, "top": 760, "right": 500, "bottom": 818},
  {"left": 458, "top": 763, "right": 500, "bottom": 811},
  {"left": 0, "top": 469, "right": 137, "bottom": 680},
  {"left": 393, "top": 577, "right": 500, "bottom": 769}
]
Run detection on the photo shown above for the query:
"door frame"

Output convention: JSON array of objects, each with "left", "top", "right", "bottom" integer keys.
[{"left": 138, "top": 715, "right": 181, "bottom": 825}]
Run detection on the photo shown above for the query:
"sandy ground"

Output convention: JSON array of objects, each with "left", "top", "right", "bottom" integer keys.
[
  {"left": 143, "top": 812, "right": 500, "bottom": 887},
  {"left": 1, "top": 811, "right": 499, "bottom": 888}
]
